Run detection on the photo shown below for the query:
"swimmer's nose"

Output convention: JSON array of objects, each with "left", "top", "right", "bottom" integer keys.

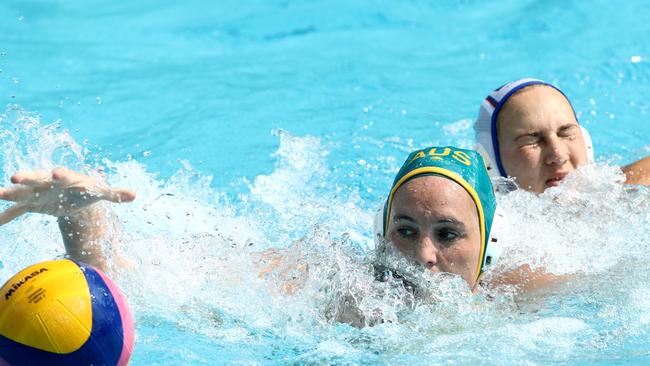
[
  {"left": 415, "top": 235, "right": 439, "bottom": 271},
  {"left": 545, "top": 137, "right": 569, "bottom": 166}
]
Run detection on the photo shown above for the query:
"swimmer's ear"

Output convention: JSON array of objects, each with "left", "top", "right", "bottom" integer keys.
[
  {"left": 475, "top": 142, "right": 502, "bottom": 179},
  {"left": 372, "top": 204, "right": 384, "bottom": 240},
  {"left": 485, "top": 206, "right": 507, "bottom": 268},
  {"left": 579, "top": 125, "right": 595, "bottom": 164}
]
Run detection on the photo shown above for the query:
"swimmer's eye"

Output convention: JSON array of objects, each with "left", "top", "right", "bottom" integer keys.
[
  {"left": 396, "top": 226, "right": 417, "bottom": 238},
  {"left": 518, "top": 136, "right": 541, "bottom": 148},
  {"left": 437, "top": 228, "right": 462, "bottom": 243},
  {"left": 558, "top": 125, "right": 580, "bottom": 139},
  {"left": 559, "top": 130, "right": 578, "bottom": 139}
]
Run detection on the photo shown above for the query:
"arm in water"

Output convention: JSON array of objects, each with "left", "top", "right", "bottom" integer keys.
[
  {"left": 0, "top": 167, "right": 135, "bottom": 271},
  {"left": 255, "top": 247, "right": 309, "bottom": 295},
  {"left": 622, "top": 156, "right": 650, "bottom": 186},
  {"left": 487, "top": 264, "right": 571, "bottom": 294}
]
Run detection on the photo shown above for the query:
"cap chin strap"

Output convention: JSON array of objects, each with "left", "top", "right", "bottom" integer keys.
[
  {"left": 475, "top": 125, "right": 596, "bottom": 179},
  {"left": 373, "top": 204, "right": 504, "bottom": 272}
]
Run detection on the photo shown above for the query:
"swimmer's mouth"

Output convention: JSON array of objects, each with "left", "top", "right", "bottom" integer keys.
[{"left": 546, "top": 171, "right": 568, "bottom": 186}]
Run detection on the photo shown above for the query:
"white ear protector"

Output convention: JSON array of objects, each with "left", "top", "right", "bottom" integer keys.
[
  {"left": 474, "top": 142, "right": 500, "bottom": 179},
  {"left": 372, "top": 204, "right": 385, "bottom": 248},
  {"left": 580, "top": 125, "right": 595, "bottom": 164},
  {"left": 482, "top": 205, "right": 506, "bottom": 271}
]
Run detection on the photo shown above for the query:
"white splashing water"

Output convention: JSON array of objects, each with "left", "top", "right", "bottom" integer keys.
[{"left": 1, "top": 106, "right": 649, "bottom": 364}]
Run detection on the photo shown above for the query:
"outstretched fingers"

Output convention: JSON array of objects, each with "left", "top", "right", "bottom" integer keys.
[
  {"left": 11, "top": 171, "right": 52, "bottom": 187},
  {"left": 104, "top": 188, "right": 137, "bottom": 203},
  {"left": 0, "top": 203, "right": 29, "bottom": 225},
  {"left": 51, "top": 167, "right": 86, "bottom": 187},
  {"left": 52, "top": 167, "right": 135, "bottom": 203},
  {"left": 0, "top": 186, "right": 34, "bottom": 202}
]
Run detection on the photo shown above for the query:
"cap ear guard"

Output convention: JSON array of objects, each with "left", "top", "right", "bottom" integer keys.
[
  {"left": 373, "top": 203, "right": 385, "bottom": 246},
  {"left": 475, "top": 142, "right": 500, "bottom": 179},
  {"left": 482, "top": 206, "right": 506, "bottom": 271},
  {"left": 580, "top": 125, "right": 595, "bottom": 164}
]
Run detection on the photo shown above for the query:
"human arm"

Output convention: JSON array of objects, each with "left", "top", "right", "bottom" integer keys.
[
  {"left": 0, "top": 167, "right": 135, "bottom": 271},
  {"left": 488, "top": 264, "right": 570, "bottom": 293},
  {"left": 255, "top": 247, "right": 308, "bottom": 295},
  {"left": 622, "top": 156, "right": 650, "bottom": 186}
]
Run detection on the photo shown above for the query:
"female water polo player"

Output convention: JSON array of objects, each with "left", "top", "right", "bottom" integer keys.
[
  {"left": 474, "top": 78, "right": 650, "bottom": 193},
  {"left": 0, "top": 168, "right": 135, "bottom": 271},
  {"left": 373, "top": 146, "right": 556, "bottom": 293}
]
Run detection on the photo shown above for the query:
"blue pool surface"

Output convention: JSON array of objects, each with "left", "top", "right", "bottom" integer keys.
[{"left": 1, "top": 1, "right": 649, "bottom": 365}]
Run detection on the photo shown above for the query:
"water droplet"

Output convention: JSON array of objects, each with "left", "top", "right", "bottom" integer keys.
[{"left": 96, "top": 96, "right": 101, "bottom": 104}]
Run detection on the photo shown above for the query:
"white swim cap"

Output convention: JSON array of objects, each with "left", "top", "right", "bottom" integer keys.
[{"left": 475, "top": 78, "right": 595, "bottom": 178}]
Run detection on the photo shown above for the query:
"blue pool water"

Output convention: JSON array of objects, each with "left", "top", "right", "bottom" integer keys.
[{"left": 1, "top": 1, "right": 649, "bottom": 365}]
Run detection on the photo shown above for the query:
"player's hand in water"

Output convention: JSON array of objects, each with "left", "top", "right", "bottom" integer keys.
[{"left": 0, "top": 167, "right": 136, "bottom": 225}]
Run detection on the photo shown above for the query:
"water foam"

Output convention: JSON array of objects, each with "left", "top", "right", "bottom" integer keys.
[{"left": 1, "top": 106, "right": 649, "bottom": 364}]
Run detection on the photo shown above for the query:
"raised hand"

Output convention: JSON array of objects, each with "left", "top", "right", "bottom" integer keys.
[{"left": 0, "top": 167, "right": 135, "bottom": 225}]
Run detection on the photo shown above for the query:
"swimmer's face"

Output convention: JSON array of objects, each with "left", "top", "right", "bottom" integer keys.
[
  {"left": 497, "top": 85, "right": 588, "bottom": 193},
  {"left": 387, "top": 176, "right": 481, "bottom": 288}
]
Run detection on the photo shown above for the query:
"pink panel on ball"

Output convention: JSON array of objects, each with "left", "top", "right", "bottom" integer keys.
[{"left": 96, "top": 270, "right": 135, "bottom": 366}]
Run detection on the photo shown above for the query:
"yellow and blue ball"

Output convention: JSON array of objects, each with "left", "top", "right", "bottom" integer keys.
[{"left": 0, "top": 259, "right": 134, "bottom": 366}]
